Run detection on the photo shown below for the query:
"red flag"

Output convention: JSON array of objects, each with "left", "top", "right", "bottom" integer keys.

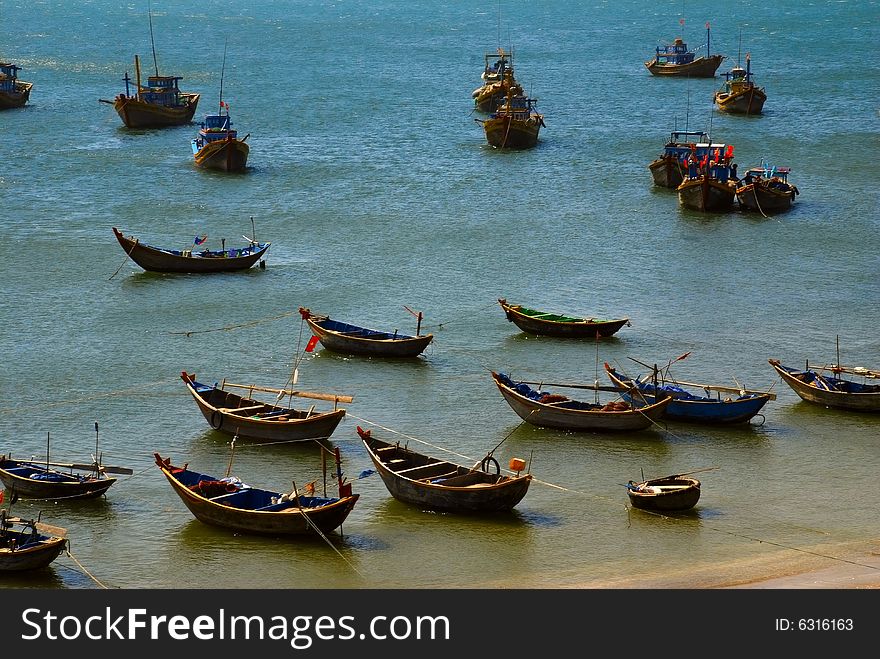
[
  {"left": 706, "top": 21, "right": 710, "bottom": 29},
  {"left": 0, "top": 490, "right": 4, "bottom": 505},
  {"left": 675, "top": 351, "right": 692, "bottom": 362},
  {"left": 305, "top": 335, "right": 320, "bottom": 352},
  {"left": 679, "top": 18, "right": 685, "bottom": 26}
]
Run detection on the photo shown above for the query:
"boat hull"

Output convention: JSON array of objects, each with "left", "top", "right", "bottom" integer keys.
[
  {"left": 605, "top": 366, "right": 771, "bottom": 424},
  {"left": 0, "top": 460, "right": 116, "bottom": 499},
  {"left": 306, "top": 315, "right": 434, "bottom": 358},
  {"left": 736, "top": 183, "right": 795, "bottom": 213},
  {"left": 627, "top": 477, "right": 701, "bottom": 511},
  {"left": 193, "top": 138, "right": 249, "bottom": 172},
  {"left": 0, "top": 82, "right": 33, "bottom": 109},
  {"left": 715, "top": 87, "right": 766, "bottom": 115},
  {"left": 359, "top": 430, "right": 531, "bottom": 513},
  {"left": 0, "top": 534, "right": 67, "bottom": 571},
  {"left": 649, "top": 156, "right": 687, "bottom": 188},
  {"left": 769, "top": 360, "right": 880, "bottom": 412},
  {"left": 677, "top": 177, "right": 736, "bottom": 212},
  {"left": 113, "top": 94, "right": 200, "bottom": 128},
  {"left": 156, "top": 462, "right": 359, "bottom": 536},
  {"left": 112, "top": 227, "right": 269, "bottom": 273},
  {"left": 492, "top": 372, "right": 670, "bottom": 432},
  {"left": 499, "top": 299, "right": 629, "bottom": 338},
  {"left": 483, "top": 116, "right": 540, "bottom": 149},
  {"left": 182, "top": 373, "right": 346, "bottom": 442},
  {"left": 645, "top": 54, "right": 724, "bottom": 77}
]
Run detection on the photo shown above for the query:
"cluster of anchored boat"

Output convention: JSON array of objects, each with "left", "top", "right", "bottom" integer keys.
[
  {"left": 645, "top": 22, "right": 799, "bottom": 214},
  {"left": 5, "top": 286, "right": 877, "bottom": 573}
]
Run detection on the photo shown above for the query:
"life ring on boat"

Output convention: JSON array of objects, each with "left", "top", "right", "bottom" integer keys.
[
  {"left": 210, "top": 411, "right": 223, "bottom": 430},
  {"left": 480, "top": 455, "right": 500, "bottom": 475}
]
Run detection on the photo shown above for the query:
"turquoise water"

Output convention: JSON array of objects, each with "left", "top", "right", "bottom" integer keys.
[{"left": 1, "top": 0, "right": 879, "bottom": 589}]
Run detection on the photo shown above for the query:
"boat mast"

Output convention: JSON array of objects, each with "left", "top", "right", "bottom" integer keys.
[
  {"left": 219, "top": 38, "right": 228, "bottom": 127},
  {"left": 706, "top": 21, "right": 711, "bottom": 57},
  {"left": 148, "top": 0, "right": 159, "bottom": 77},
  {"left": 46, "top": 431, "right": 51, "bottom": 473},
  {"left": 93, "top": 421, "right": 100, "bottom": 476}
]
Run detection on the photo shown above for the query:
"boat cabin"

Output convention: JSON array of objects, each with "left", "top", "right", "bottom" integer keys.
[
  {"left": 0, "top": 62, "right": 22, "bottom": 92},
  {"left": 662, "top": 130, "right": 709, "bottom": 159},
  {"left": 685, "top": 142, "right": 735, "bottom": 181},
  {"left": 742, "top": 166, "right": 790, "bottom": 186},
  {"left": 140, "top": 75, "right": 184, "bottom": 106},
  {"left": 654, "top": 38, "right": 695, "bottom": 65},
  {"left": 495, "top": 93, "right": 538, "bottom": 121},
  {"left": 483, "top": 49, "right": 512, "bottom": 82},
  {"left": 197, "top": 112, "right": 236, "bottom": 143}
]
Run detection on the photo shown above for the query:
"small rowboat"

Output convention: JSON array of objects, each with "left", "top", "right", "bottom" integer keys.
[
  {"left": 298, "top": 308, "right": 433, "bottom": 358},
  {"left": 768, "top": 359, "right": 880, "bottom": 412},
  {"left": 357, "top": 427, "right": 532, "bottom": 513},
  {"left": 491, "top": 371, "right": 670, "bottom": 432},
  {"left": 0, "top": 511, "right": 68, "bottom": 571},
  {"left": 498, "top": 298, "right": 630, "bottom": 338},
  {"left": 625, "top": 475, "right": 701, "bottom": 511},
  {"left": 154, "top": 452, "right": 359, "bottom": 536},
  {"left": 112, "top": 227, "right": 269, "bottom": 274},
  {"left": 181, "top": 372, "right": 349, "bottom": 443}
]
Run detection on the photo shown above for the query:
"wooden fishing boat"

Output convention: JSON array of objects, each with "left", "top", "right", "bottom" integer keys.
[
  {"left": 625, "top": 474, "right": 701, "bottom": 511},
  {"left": 676, "top": 141, "right": 737, "bottom": 212},
  {"left": 154, "top": 452, "right": 359, "bottom": 536},
  {"left": 714, "top": 54, "right": 766, "bottom": 115},
  {"left": 604, "top": 362, "right": 774, "bottom": 425},
  {"left": 357, "top": 426, "right": 532, "bottom": 513},
  {"left": 498, "top": 298, "right": 630, "bottom": 338},
  {"left": 0, "top": 424, "right": 132, "bottom": 500},
  {"left": 100, "top": 54, "right": 199, "bottom": 128},
  {"left": 768, "top": 359, "right": 880, "bottom": 412},
  {"left": 648, "top": 130, "right": 709, "bottom": 188},
  {"left": 477, "top": 71, "right": 544, "bottom": 149},
  {"left": 299, "top": 307, "right": 433, "bottom": 358},
  {"left": 180, "top": 371, "right": 349, "bottom": 442},
  {"left": 112, "top": 227, "right": 270, "bottom": 273},
  {"left": 491, "top": 371, "right": 671, "bottom": 432},
  {"left": 736, "top": 165, "right": 798, "bottom": 214},
  {"left": 472, "top": 48, "right": 521, "bottom": 113},
  {"left": 0, "top": 61, "right": 33, "bottom": 110},
  {"left": 192, "top": 103, "right": 249, "bottom": 172},
  {"left": 645, "top": 25, "right": 725, "bottom": 77},
  {"left": 0, "top": 511, "right": 67, "bottom": 571}
]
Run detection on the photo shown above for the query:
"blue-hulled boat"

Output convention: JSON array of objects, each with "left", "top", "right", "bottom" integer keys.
[
  {"left": 299, "top": 307, "right": 433, "bottom": 357},
  {"left": 605, "top": 362, "right": 774, "bottom": 425}
]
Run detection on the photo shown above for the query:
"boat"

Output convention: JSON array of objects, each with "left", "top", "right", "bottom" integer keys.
[
  {"left": 604, "top": 361, "right": 774, "bottom": 425},
  {"left": 676, "top": 141, "right": 738, "bottom": 211},
  {"left": 192, "top": 45, "right": 249, "bottom": 172},
  {"left": 0, "top": 61, "right": 33, "bottom": 109},
  {"left": 0, "top": 425, "right": 132, "bottom": 500},
  {"left": 298, "top": 307, "right": 433, "bottom": 358},
  {"left": 736, "top": 165, "right": 798, "bottom": 214},
  {"left": 477, "top": 71, "right": 544, "bottom": 150},
  {"left": 768, "top": 359, "right": 880, "bottom": 412},
  {"left": 98, "top": 9, "right": 198, "bottom": 127},
  {"left": 714, "top": 54, "right": 766, "bottom": 115},
  {"left": 154, "top": 450, "right": 359, "bottom": 536},
  {"left": 625, "top": 473, "right": 701, "bottom": 511},
  {"left": 472, "top": 48, "right": 521, "bottom": 114},
  {"left": 191, "top": 102, "right": 249, "bottom": 172},
  {"left": 491, "top": 371, "right": 671, "bottom": 432},
  {"left": 356, "top": 426, "right": 532, "bottom": 513},
  {"left": 645, "top": 24, "right": 725, "bottom": 77},
  {"left": 648, "top": 130, "right": 709, "bottom": 189},
  {"left": 0, "top": 510, "right": 68, "bottom": 572},
  {"left": 112, "top": 226, "right": 270, "bottom": 273},
  {"left": 180, "top": 371, "right": 350, "bottom": 442},
  {"left": 498, "top": 298, "right": 630, "bottom": 338}
]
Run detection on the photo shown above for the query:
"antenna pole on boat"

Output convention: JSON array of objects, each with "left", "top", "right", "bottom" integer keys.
[
  {"left": 836, "top": 335, "right": 841, "bottom": 369},
  {"left": 219, "top": 38, "right": 228, "bottom": 113},
  {"left": 321, "top": 447, "right": 327, "bottom": 497},
  {"left": 148, "top": 0, "right": 159, "bottom": 77},
  {"left": 706, "top": 21, "right": 711, "bottom": 57},
  {"left": 46, "top": 431, "right": 50, "bottom": 473},
  {"left": 737, "top": 27, "right": 742, "bottom": 66},
  {"left": 94, "top": 421, "right": 100, "bottom": 475},
  {"left": 250, "top": 216, "right": 256, "bottom": 244}
]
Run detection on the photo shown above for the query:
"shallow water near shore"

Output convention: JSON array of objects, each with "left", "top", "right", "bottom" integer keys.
[{"left": 1, "top": 0, "right": 879, "bottom": 589}]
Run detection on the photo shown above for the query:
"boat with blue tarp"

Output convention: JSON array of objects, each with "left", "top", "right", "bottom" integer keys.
[
  {"left": 648, "top": 130, "right": 710, "bottom": 188},
  {"left": 736, "top": 164, "right": 798, "bottom": 214},
  {"left": 676, "top": 140, "right": 737, "bottom": 211}
]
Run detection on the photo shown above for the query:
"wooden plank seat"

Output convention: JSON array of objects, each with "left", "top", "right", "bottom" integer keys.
[
  {"left": 396, "top": 462, "right": 449, "bottom": 475},
  {"left": 221, "top": 405, "right": 265, "bottom": 414}
]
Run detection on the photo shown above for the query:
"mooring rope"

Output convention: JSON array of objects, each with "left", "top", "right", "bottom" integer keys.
[
  {"left": 108, "top": 239, "right": 138, "bottom": 281},
  {"left": 168, "top": 310, "right": 296, "bottom": 337},
  {"left": 65, "top": 548, "right": 109, "bottom": 589}
]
